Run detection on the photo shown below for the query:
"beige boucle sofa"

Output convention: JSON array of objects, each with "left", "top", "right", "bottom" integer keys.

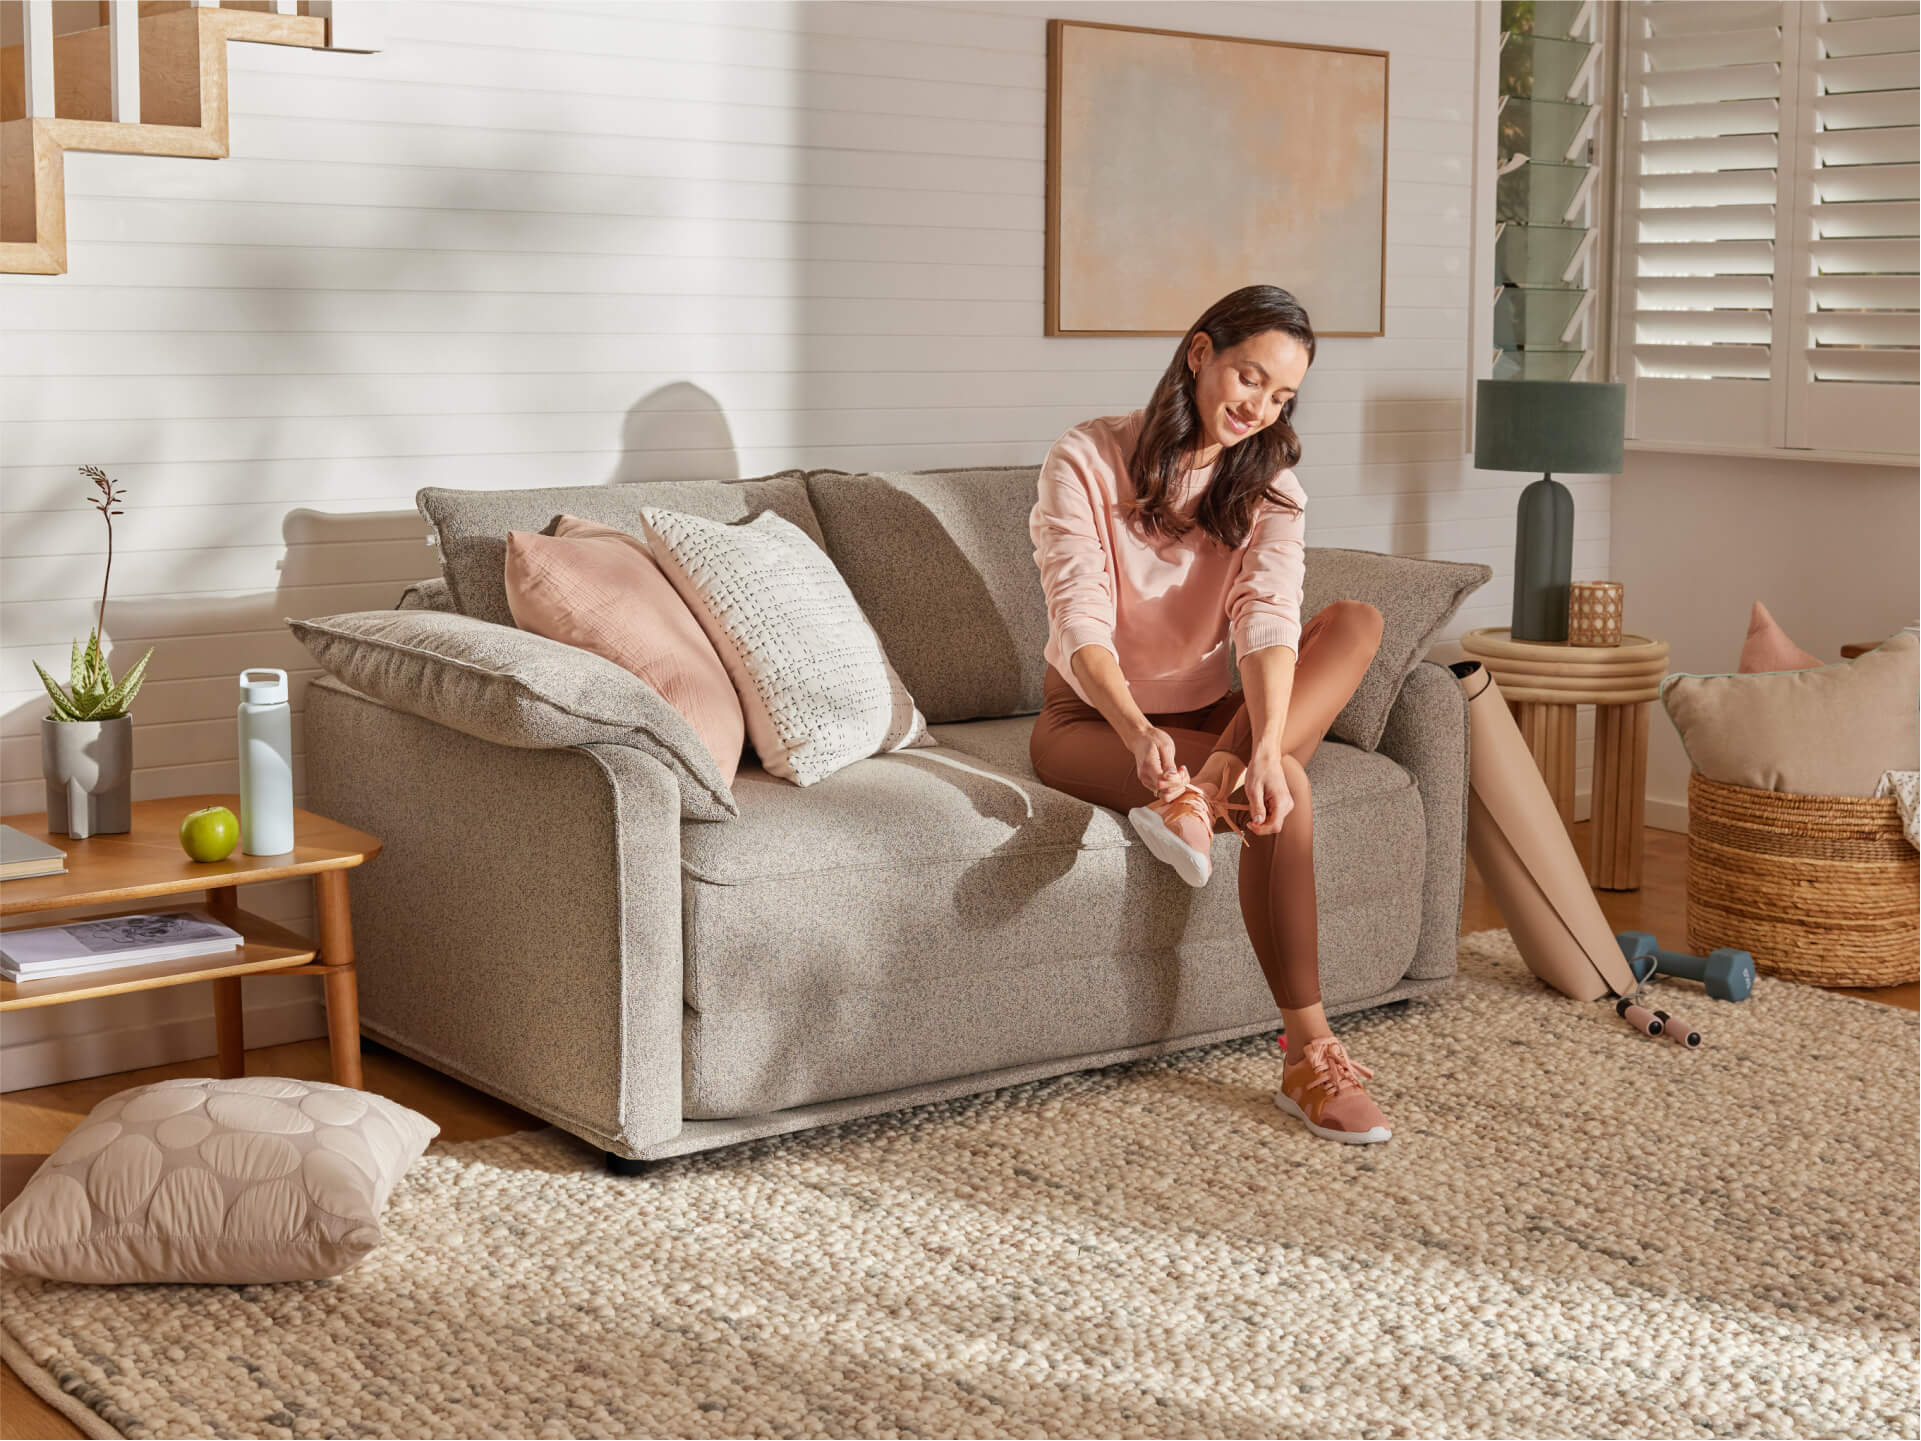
[{"left": 301, "top": 466, "right": 1486, "bottom": 1169}]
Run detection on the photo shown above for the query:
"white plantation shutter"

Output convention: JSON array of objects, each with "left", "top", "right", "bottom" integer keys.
[
  {"left": 1782, "top": 0, "right": 1920, "bottom": 452},
  {"left": 1617, "top": 0, "right": 1920, "bottom": 455}
]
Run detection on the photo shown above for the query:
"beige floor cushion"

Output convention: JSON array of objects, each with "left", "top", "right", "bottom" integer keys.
[
  {"left": 0, "top": 1077, "right": 436, "bottom": 1285},
  {"left": 1663, "top": 630, "right": 1919, "bottom": 797}
]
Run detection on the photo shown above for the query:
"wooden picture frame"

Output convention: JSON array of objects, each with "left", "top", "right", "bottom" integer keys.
[{"left": 1045, "top": 18, "right": 1389, "bottom": 338}]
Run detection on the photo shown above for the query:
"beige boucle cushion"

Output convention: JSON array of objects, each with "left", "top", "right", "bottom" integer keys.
[
  {"left": 1662, "top": 630, "right": 1919, "bottom": 797},
  {"left": 0, "top": 1077, "right": 436, "bottom": 1285}
]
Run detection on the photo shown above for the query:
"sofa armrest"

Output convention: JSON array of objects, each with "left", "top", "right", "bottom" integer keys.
[
  {"left": 1375, "top": 661, "right": 1471, "bottom": 981},
  {"left": 289, "top": 608, "right": 736, "bottom": 821},
  {"left": 306, "top": 674, "right": 686, "bottom": 1155}
]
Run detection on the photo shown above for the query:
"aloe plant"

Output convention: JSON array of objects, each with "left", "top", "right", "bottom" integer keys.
[{"left": 34, "top": 466, "right": 153, "bottom": 723}]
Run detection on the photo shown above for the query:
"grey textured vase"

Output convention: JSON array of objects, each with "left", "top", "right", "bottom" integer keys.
[
  {"left": 41, "top": 715, "right": 133, "bottom": 839},
  {"left": 1511, "top": 473, "right": 1574, "bottom": 643}
]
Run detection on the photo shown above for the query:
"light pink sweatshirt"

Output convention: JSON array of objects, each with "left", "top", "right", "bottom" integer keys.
[{"left": 1029, "top": 410, "right": 1308, "bottom": 713}]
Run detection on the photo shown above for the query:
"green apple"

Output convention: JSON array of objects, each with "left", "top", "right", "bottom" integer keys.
[{"left": 179, "top": 805, "right": 240, "bottom": 863}]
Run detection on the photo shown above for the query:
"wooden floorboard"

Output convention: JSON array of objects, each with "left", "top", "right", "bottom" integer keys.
[{"left": 3, "top": 821, "right": 1912, "bottom": 1438}]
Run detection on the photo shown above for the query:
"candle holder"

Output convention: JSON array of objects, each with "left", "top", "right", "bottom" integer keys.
[{"left": 1568, "top": 581, "right": 1624, "bottom": 646}]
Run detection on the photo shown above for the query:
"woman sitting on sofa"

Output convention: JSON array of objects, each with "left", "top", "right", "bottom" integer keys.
[{"left": 1028, "top": 284, "right": 1390, "bottom": 1145}]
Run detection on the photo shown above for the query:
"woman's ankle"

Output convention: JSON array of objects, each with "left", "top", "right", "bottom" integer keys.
[{"left": 1196, "top": 753, "right": 1242, "bottom": 795}]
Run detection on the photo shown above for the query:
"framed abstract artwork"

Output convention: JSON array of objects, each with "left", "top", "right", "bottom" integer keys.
[{"left": 1045, "top": 19, "right": 1389, "bottom": 338}]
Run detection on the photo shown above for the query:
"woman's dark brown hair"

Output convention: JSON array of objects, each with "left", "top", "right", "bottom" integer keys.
[{"left": 1126, "top": 285, "right": 1315, "bottom": 549}]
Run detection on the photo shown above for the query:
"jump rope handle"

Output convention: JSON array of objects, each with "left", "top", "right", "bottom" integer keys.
[
  {"left": 1654, "top": 1010, "right": 1704, "bottom": 1048},
  {"left": 1616, "top": 997, "right": 1663, "bottom": 1037}
]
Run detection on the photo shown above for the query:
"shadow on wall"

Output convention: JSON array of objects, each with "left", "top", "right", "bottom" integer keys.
[
  {"left": 607, "top": 383, "right": 741, "bottom": 484},
  {"left": 0, "top": 508, "right": 434, "bottom": 824}
]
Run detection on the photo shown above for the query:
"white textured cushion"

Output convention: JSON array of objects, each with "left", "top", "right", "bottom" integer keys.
[
  {"left": 0, "top": 1077, "right": 436, "bottom": 1285},
  {"left": 640, "top": 507, "right": 932, "bottom": 786}
]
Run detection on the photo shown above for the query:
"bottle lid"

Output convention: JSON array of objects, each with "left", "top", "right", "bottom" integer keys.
[{"left": 239, "top": 668, "right": 288, "bottom": 706}]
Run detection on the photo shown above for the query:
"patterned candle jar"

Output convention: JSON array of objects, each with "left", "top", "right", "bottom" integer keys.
[{"left": 1568, "top": 581, "right": 1625, "bottom": 646}]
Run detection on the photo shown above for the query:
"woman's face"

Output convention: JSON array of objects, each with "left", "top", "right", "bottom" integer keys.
[{"left": 1186, "top": 329, "right": 1311, "bottom": 456}]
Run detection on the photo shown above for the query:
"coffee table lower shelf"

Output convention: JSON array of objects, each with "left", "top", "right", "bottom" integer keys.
[
  {"left": 0, "top": 907, "right": 321, "bottom": 1011},
  {"left": 0, "top": 904, "right": 359, "bottom": 1085}
]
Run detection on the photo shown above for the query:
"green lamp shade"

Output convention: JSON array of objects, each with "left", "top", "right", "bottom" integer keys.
[
  {"left": 1474, "top": 380, "right": 1625, "bottom": 643},
  {"left": 1474, "top": 379, "right": 1625, "bottom": 474}
]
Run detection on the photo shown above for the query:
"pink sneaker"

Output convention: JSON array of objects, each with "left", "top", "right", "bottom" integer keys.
[
  {"left": 1127, "top": 780, "right": 1249, "bottom": 887},
  {"left": 1274, "top": 1036, "right": 1391, "bottom": 1144}
]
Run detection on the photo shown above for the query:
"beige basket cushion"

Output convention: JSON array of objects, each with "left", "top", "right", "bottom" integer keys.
[
  {"left": 0, "top": 1078, "right": 437, "bottom": 1285},
  {"left": 1663, "top": 630, "right": 1919, "bottom": 796}
]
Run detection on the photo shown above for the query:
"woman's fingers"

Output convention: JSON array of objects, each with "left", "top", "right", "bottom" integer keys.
[{"left": 1155, "top": 733, "right": 1180, "bottom": 782}]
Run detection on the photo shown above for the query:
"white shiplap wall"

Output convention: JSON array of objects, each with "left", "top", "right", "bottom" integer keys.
[{"left": 0, "top": 0, "right": 1607, "bottom": 1088}]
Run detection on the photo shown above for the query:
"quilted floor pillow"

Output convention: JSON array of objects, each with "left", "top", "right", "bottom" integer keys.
[
  {"left": 641, "top": 507, "right": 932, "bottom": 786},
  {"left": 0, "top": 1077, "right": 437, "bottom": 1285}
]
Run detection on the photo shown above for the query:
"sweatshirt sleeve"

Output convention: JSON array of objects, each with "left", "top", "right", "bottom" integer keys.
[
  {"left": 1029, "top": 431, "right": 1119, "bottom": 666},
  {"left": 1228, "top": 474, "right": 1308, "bottom": 659}
]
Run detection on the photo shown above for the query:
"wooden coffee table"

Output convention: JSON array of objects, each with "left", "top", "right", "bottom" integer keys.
[{"left": 0, "top": 795, "right": 381, "bottom": 1087}]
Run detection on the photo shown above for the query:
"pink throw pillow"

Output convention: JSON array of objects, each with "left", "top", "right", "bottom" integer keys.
[
  {"left": 505, "top": 516, "right": 745, "bottom": 786},
  {"left": 1738, "top": 601, "right": 1822, "bottom": 674}
]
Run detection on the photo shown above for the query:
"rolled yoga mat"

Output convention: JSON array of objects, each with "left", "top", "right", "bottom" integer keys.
[{"left": 1453, "top": 661, "right": 1639, "bottom": 1001}]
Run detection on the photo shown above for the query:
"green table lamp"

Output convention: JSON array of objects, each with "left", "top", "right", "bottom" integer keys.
[{"left": 1474, "top": 379, "right": 1626, "bottom": 643}]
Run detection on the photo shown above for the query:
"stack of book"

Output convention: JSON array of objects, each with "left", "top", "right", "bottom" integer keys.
[
  {"left": 1, "top": 825, "right": 66, "bottom": 882},
  {"left": 1, "top": 910, "right": 243, "bottom": 984}
]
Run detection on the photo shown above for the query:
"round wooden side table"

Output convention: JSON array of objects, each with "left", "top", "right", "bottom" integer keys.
[{"left": 1458, "top": 627, "right": 1670, "bottom": 891}]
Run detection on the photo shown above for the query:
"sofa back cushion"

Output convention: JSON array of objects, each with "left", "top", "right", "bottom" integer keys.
[
  {"left": 806, "top": 467, "right": 1051, "bottom": 723},
  {"left": 1294, "top": 548, "right": 1492, "bottom": 751},
  {"left": 417, "top": 474, "right": 821, "bottom": 628}
]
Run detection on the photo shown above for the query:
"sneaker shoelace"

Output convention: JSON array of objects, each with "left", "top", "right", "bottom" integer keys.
[
  {"left": 1155, "top": 781, "right": 1253, "bottom": 846},
  {"left": 1300, "top": 1040, "right": 1375, "bottom": 1097}
]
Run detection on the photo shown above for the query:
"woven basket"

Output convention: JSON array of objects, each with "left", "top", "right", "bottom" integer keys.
[{"left": 1687, "top": 772, "right": 1919, "bottom": 988}]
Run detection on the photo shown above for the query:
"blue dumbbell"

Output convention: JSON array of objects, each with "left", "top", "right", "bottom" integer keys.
[{"left": 1615, "top": 931, "right": 1754, "bottom": 1002}]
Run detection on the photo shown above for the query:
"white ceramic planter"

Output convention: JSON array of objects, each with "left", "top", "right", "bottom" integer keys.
[{"left": 41, "top": 714, "right": 133, "bottom": 838}]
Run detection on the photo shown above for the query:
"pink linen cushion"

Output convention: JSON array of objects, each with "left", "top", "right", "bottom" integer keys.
[
  {"left": 1738, "top": 600, "right": 1823, "bottom": 673},
  {"left": 505, "top": 516, "right": 744, "bottom": 788}
]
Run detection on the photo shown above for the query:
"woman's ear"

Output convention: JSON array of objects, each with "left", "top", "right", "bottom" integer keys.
[{"left": 1187, "top": 332, "right": 1211, "bottom": 376}]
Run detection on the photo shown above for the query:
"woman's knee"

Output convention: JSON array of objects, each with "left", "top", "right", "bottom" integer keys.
[
  {"left": 1323, "top": 598, "right": 1384, "bottom": 650},
  {"left": 1280, "top": 753, "right": 1312, "bottom": 803}
]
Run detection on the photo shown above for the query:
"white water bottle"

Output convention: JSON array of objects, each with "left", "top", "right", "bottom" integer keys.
[{"left": 238, "top": 668, "right": 295, "bottom": 856}]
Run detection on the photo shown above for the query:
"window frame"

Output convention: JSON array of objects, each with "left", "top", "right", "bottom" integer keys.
[{"left": 1608, "top": 0, "right": 1919, "bottom": 462}]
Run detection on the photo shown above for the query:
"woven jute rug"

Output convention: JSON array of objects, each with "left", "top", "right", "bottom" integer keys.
[{"left": 5, "top": 931, "right": 1917, "bottom": 1440}]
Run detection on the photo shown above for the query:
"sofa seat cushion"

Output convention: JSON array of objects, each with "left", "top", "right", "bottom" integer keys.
[{"left": 680, "top": 717, "right": 1426, "bottom": 1018}]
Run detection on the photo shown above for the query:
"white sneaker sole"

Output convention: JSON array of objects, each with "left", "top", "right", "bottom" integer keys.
[
  {"left": 1273, "top": 1089, "right": 1392, "bottom": 1145},
  {"left": 1128, "top": 805, "right": 1210, "bottom": 887}
]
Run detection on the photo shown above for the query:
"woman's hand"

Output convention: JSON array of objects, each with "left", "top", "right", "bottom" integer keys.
[
  {"left": 1128, "top": 725, "right": 1189, "bottom": 800},
  {"left": 1241, "top": 744, "right": 1295, "bottom": 836}
]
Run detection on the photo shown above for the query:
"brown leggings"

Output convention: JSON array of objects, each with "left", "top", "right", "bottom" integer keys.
[{"left": 1028, "top": 600, "right": 1384, "bottom": 1010}]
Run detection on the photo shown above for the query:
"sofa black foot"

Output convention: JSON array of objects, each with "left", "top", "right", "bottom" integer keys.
[{"left": 605, "top": 1151, "right": 655, "bottom": 1177}]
